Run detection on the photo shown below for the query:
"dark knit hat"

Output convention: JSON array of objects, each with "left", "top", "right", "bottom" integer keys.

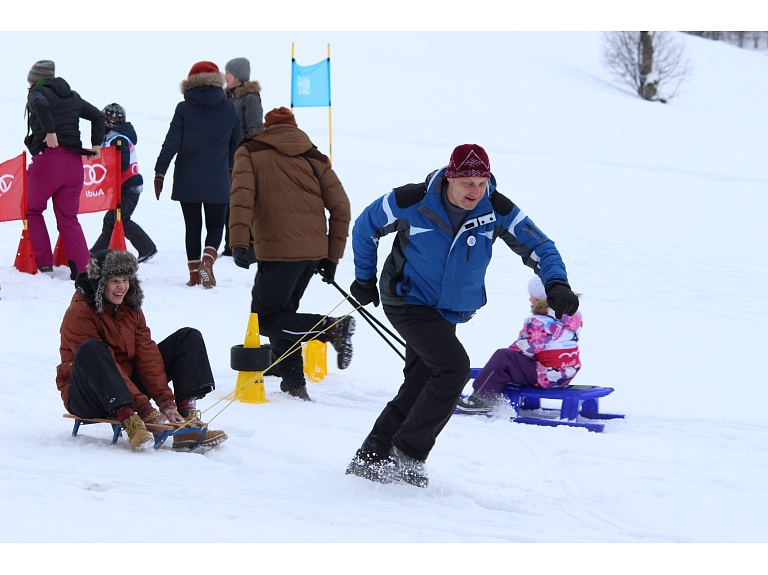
[
  {"left": 225, "top": 57, "right": 251, "bottom": 82},
  {"left": 188, "top": 61, "right": 220, "bottom": 76},
  {"left": 28, "top": 60, "right": 55, "bottom": 84},
  {"left": 85, "top": 249, "right": 143, "bottom": 313},
  {"left": 445, "top": 144, "right": 491, "bottom": 179},
  {"left": 264, "top": 107, "right": 297, "bottom": 128},
  {"left": 102, "top": 103, "right": 126, "bottom": 129}
]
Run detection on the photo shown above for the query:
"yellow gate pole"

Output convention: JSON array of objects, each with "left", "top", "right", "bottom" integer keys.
[
  {"left": 328, "top": 43, "right": 333, "bottom": 164},
  {"left": 234, "top": 313, "right": 268, "bottom": 404}
]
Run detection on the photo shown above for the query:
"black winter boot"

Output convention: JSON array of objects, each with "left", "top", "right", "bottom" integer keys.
[
  {"left": 390, "top": 446, "right": 428, "bottom": 488},
  {"left": 327, "top": 316, "right": 356, "bottom": 370},
  {"left": 279, "top": 360, "right": 311, "bottom": 401},
  {"left": 345, "top": 448, "right": 397, "bottom": 484}
]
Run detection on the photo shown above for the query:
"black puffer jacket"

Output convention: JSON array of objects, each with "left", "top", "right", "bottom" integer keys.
[{"left": 26, "top": 77, "right": 104, "bottom": 156}]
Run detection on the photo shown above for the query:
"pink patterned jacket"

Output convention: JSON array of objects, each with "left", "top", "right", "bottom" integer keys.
[{"left": 511, "top": 311, "right": 583, "bottom": 389}]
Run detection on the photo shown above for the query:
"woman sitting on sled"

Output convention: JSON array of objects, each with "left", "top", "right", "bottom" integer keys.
[
  {"left": 456, "top": 275, "right": 583, "bottom": 414},
  {"left": 56, "top": 249, "right": 228, "bottom": 451}
]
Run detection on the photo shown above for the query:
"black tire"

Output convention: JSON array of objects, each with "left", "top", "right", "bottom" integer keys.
[{"left": 230, "top": 344, "right": 273, "bottom": 372}]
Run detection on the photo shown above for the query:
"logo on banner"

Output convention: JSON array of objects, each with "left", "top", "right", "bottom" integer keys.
[
  {"left": 0, "top": 174, "right": 13, "bottom": 196},
  {"left": 83, "top": 164, "right": 107, "bottom": 186},
  {"left": 297, "top": 75, "right": 311, "bottom": 95}
]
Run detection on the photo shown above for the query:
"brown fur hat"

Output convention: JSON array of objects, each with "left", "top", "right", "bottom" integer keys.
[{"left": 86, "top": 250, "right": 143, "bottom": 313}]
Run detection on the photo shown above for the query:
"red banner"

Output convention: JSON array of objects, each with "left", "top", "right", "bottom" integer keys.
[
  {"left": 0, "top": 153, "right": 27, "bottom": 222},
  {"left": 79, "top": 147, "right": 120, "bottom": 214}
]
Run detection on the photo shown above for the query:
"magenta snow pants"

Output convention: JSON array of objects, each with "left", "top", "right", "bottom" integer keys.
[{"left": 26, "top": 147, "right": 90, "bottom": 272}]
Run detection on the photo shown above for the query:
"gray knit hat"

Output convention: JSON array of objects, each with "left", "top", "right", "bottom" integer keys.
[
  {"left": 225, "top": 57, "right": 250, "bottom": 82},
  {"left": 28, "top": 60, "right": 55, "bottom": 84}
]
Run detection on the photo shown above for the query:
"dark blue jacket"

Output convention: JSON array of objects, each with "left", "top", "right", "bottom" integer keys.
[
  {"left": 154, "top": 79, "right": 241, "bottom": 204},
  {"left": 352, "top": 168, "right": 569, "bottom": 323},
  {"left": 26, "top": 77, "right": 104, "bottom": 156}
]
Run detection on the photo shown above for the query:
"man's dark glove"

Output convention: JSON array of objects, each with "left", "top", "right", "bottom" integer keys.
[
  {"left": 154, "top": 173, "right": 164, "bottom": 200},
  {"left": 316, "top": 258, "right": 337, "bottom": 284},
  {"left": 232, "top": 247, "right": 251, "bottom": 269},
  {"left": 350, "top": 277, "right": 380, "bottom": 307},
  {"left": 545, "top": 282, "right": 579, "bottom": 319}
]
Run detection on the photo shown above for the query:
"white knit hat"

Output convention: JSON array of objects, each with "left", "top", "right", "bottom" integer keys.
[{"left": 527, "top": 276, "right": 547, "bottom": 301}]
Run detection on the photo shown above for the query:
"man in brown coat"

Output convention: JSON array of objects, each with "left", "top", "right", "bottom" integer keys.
[
  {"left": 58, "top": 249, "right": 227, "bottom": 451},
  {"left": 229, "top": 107, "right": 354, "bottom": 401}
]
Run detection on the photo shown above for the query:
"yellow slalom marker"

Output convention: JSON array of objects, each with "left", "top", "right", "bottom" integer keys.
[
  {"left": 233, "top": 313, "right": 268, "bottom": 404},
  {"left": 303, "top": 340, "right": 327, "bottom": 383}
]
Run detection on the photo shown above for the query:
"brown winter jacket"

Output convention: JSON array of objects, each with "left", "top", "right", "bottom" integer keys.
[
  {"left": 229, "top": 124, "right": 350, "bottom": 262},
  {"left": 57, "top": 291, "right": 175, "bottom": 414}
]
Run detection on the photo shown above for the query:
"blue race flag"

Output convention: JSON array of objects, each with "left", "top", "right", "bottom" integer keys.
[{"left": 291, "top": 59, "right": 331, "bottom": 107}]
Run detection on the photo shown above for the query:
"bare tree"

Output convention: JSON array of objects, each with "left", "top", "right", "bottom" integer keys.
[
  {"left": 602, "top": 31, "right": 693, "bottom": 102},
  {"left": 687, "top": 31, "right": 768, "bottom": 50}
]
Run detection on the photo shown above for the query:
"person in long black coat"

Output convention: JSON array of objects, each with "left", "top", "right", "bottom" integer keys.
[{"left": 154, "top": 61, "right": 241, "bottom": 288}]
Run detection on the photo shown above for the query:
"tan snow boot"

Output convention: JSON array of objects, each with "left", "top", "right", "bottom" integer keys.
[
  {"left": 172, "top": 410, "right": 228, "bottom": 451},
  {"left": 198, "top": 247, "right": 217, "bottom": 289},
  {"left": 123, "top": 414, "right": 154, "bottom": 452},
  {"left": 186, "top": 260, "right": 201, "bottom": 286}
]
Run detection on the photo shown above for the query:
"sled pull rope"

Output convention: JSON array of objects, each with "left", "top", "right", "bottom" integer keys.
[{"left": 201, "top": 297, "right": 360, "bottom": 424}]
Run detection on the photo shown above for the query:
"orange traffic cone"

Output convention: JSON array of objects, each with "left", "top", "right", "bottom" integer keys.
[
  {"left": 108, "top": 211, "right": 127, "bottom": 251},
  {"left": 52, "top": 235, "right": 68, "bottom": 267},
  {"left": 14, "top": 224, "right": 37, "bottom": 274}
]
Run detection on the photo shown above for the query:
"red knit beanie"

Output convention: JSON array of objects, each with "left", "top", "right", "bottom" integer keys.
[
  {"left": 188, "top": 61, "right": 220, "bottom": 76},
  {"left": 264, "top": 107, "right": 298, "bottom": 128},
  {"left": 445, "top": 144, "right": 491, "bottom": 178}
]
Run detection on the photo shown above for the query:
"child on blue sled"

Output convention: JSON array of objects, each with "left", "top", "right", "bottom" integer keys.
[{"left": 456, "top": 275, "right": 583, "bottom": 414}]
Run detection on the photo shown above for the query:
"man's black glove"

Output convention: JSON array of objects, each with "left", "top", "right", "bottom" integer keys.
[
  {"left": 232, "top": 247, "right": 251, "bottom": 269},
  {"left": 316, "top": 258, "right": 337, "bottom": 284},
  {"left": 545, "top": 281, "right": 579, "bottom": 319},
  {"left": 350, "top": 277, "right": 380, "bottom": 307}
]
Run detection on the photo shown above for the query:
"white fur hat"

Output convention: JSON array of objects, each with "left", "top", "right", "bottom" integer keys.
[{"left": 527, "top": 275, "right": 547, "bottom": 301}]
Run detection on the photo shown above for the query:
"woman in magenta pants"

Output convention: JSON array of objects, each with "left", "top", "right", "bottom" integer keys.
[{"left": 25, "top": 59, "right": 104, "bottom": 276}]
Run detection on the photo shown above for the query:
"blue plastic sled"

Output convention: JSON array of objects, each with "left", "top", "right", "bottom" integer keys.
[{"left": 455, "top": 368, "right": 625, "bottom": 433}]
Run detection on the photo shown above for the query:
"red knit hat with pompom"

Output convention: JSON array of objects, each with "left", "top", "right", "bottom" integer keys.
[
  {"left": 445, "top": 144, "right": 491, "bottom": 178},
  {"left": 188, "top": 61, "right": 220, "bottom": 76}
]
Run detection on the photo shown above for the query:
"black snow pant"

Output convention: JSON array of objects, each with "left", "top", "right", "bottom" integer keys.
[
  {"left": 67, "top": 327, "right": 215, "bottom": 419},
  {"left": 250, "top": 259, "right": 326, "bottom": 390},
  {"left": 180, "top": 201, "right": 227, "bottom": 261},
  {"left": 360, "top": 305, "right": 471, "bottom": 462},
  {"left": 90, "top": 188, "right": 156, "bottom": 258}
]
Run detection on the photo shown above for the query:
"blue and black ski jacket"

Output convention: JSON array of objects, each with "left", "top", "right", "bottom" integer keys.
[{"left": 352, "top": 167, "right": 569, "bottom": 324}]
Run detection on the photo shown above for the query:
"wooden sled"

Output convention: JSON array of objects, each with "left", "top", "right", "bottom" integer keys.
[{"left": 63, "top": 413, "right": 209, "bottom": 450}]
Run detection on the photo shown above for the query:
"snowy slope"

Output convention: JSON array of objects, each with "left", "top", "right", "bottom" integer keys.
[{"left": 1, "top": 31, "right": 768, "bottom": 551}]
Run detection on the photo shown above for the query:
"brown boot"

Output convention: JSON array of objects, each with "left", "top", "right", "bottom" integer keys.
[
  {"left": 172, "top": 410, "right": 228, "bottom": 451},
  {"left": 198, "top": 246, "right": 217, "bottom": 289},
  {"left": 186, "top": 260, "right": 201, "bottom": 286},
  {"left": 123, "top": 414, "right": 155, "bottom": 452}
]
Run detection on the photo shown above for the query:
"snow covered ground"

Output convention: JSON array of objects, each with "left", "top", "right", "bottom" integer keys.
[{"left": 1, "top": 28, "right": 767, "bottom": 564}]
